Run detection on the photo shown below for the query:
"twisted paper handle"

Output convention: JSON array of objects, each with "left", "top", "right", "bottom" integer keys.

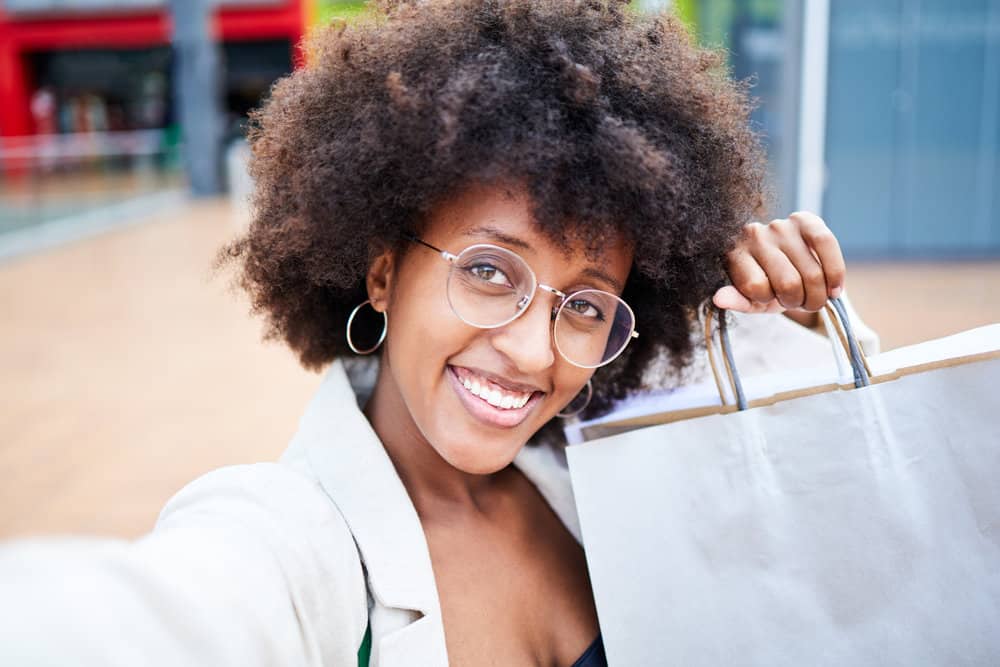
[{"left": 705, "top": 297, "right": 871, "bottom": 411}]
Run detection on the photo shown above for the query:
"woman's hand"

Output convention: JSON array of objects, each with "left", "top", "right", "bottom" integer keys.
[{"left": 713, "top": 212, "right": 846, "bottom": 314}]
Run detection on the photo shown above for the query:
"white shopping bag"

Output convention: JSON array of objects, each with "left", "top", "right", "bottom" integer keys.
[{"left": 567, "top": 316, "right": 1000, "bottom": 666}]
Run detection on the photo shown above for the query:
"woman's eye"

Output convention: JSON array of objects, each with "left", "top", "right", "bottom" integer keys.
[
  {"left": 468, "top": 264, "right": 512, "bottom": 286},
  {"left": 567, "top": 299, "right": 603, "bottom": 319}
]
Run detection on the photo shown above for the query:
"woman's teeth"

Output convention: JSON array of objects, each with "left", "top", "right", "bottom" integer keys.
[{"left": 461, "top": 376, "right": 531, "bottom": 410}]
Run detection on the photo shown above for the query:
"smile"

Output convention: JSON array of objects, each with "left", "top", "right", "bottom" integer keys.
[
  {"left": 459, "top": 374, "right": 531, "bottom": 409},
  {"left": 447, "top": 365, "right": 543, "bottom": 428}
]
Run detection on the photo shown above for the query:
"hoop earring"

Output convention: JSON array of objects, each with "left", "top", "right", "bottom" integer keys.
[
  {"left": 346, "top": 299, "right": 387, "bottom": 355},
  {"left": 557, "top": 380, "right": 593, "bottom": 419}
]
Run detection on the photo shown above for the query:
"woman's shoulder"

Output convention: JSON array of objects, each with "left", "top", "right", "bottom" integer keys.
[
  {"left": 158, "top": 461, "right": 344, "bottom": 529},
  {"left": 155, "top": 462, "right": 369, "bottom": 632},
  {"left": 156, "top": 461, "right": 362, "bottom": 573}
]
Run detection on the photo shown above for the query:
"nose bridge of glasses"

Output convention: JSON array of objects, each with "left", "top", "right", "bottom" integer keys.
[
  {"left": 496, "top": 283, "right": 558, "bottom": 371},
  {"left": 514, "top": 283, "right": 566, "bottom": 322},
  {"left": 537, "top": 283, "right": 567, "bottom": 300},
  {"left": 538, "top": 283, "right": 566, "bottom": 314}
]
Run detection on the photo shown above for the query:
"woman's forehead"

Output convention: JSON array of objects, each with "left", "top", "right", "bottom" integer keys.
[{"left": 421, "top": 182, "right": 634, "bottom": 277}]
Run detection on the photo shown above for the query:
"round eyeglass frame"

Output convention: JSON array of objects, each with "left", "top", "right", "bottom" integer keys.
[{"left": 407, "top": 235, "right": 639, "bottom": 369}]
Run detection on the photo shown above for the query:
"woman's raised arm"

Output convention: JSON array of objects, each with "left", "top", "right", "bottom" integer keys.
[{"left": 0, "top": 463, "right": 368, "bottom": 666}]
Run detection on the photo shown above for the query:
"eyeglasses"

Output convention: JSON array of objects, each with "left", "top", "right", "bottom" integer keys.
[{"left": 408, "top": 235, "right": 639, "bottom": 369}]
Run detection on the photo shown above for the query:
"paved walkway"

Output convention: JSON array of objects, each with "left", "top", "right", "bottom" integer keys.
[
  {"left": 1, "top": 199, "right": 320, "bottom": 539},
  {"left": 847, "top": 261, "right": 1000, "bottom": 350},
  {"left": 1, "top": 199, "right": 998, "bottom": 539}
]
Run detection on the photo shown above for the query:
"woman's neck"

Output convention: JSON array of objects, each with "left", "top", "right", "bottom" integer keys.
[{"left": 363, "top": 358, "right": 504, "bottom": 517}]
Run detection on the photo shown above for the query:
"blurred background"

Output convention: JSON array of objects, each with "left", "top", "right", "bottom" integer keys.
[{"left": 1, "top": 0, "right": 998, "bottom": 539}]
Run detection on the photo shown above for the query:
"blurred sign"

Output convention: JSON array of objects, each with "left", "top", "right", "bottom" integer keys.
[{"left": 1, "top": 0, "right": 285, "bottom": 14}]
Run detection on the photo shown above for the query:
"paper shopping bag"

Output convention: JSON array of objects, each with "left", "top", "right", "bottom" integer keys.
[{"left": 567, "top": 325, "right": 1000, "bottom": 666}]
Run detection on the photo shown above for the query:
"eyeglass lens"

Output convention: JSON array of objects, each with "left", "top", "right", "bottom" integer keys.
[{"left": 445, "top": 245, "right": 634, "bottom": 368}]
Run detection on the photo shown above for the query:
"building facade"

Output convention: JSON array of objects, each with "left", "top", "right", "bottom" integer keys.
[{"left": 0, "top": 0, "right": 307, "bottom": 139}]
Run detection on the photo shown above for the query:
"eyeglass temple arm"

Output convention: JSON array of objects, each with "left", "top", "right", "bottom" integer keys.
[{"left": 403, "top": 233, "right": 457, "bottom": 262}]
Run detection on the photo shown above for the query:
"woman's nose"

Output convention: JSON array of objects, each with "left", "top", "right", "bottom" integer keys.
[{"left": 490, "top": 296, "right": 556, "bottom": 374}]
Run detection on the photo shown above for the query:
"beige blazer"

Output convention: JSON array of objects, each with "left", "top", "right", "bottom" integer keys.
[{"left": 0, "top": 359, "right": 579, "bottom": 667}]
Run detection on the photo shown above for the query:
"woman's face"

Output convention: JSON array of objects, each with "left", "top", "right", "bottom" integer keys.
[{"left": 369, "top": 182, "right": 633, "bottom": 475}]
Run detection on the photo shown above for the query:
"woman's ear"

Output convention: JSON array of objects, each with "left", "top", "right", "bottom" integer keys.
[{"left": 365, "top": 249, "right": 395, "bottom": 313}]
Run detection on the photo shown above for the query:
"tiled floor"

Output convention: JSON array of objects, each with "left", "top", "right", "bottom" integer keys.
[{"left": 1, "top": 199, "right": 998, "bottom": 539}]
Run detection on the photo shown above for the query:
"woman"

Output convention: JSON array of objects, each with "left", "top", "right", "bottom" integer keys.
[{"left": 2, "top": 1, "right": 850, "bottom": 665}]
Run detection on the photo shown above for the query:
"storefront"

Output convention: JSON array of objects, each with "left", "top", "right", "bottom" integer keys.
[
  {"left": 0, "top": 1, "right": 309, "bottom": 235},
  {"left": 0, "top": 0, "right": 307, "bottom": 138}
]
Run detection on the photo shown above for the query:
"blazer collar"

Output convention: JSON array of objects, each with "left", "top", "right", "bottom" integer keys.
[{"left": 284, "top": 359, "right": 443, "bottom": 617}]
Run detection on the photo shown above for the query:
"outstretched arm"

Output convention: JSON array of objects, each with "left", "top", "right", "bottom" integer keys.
[{"left": 0, "top": 464, "right": 367, "bottom": 666}]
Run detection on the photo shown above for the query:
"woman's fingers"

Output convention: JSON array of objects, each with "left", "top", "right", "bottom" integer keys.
[
  {"left": 712, "top": 285, "right": 753, "bottom": 311},
  {"left": 724, "top": 243, "right": 775, "bottom": 303},
  {"left": 716, "top": 243, "right": 784, "bottom": 313},
  {"left": 723, "top": 214, "right": 846, "bottom": 314},
  {"left": 789, "top": 211, "right": 846, "bottom": 299},
  {"left": 712, "top": 285, "right": 784, "bottom": 313},
  {"left": 768, "top": 217, "right": 828, "bottom": 311},
  {"left": 746, "top": 224, "right": 807, "bottom": 309}
]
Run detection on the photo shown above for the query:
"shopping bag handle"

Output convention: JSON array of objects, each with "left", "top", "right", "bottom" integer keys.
[
  {"left": 705, "top": 297, "right": 871, "bottom": 411},
  {"left": 703, "top": 307, "right": 748, "bottom": 410},
  {"left": 824, "top": 298, "right": 872, "bottom": 388}
]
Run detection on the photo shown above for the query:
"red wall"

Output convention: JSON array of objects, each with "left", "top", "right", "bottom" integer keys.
[{"left": 0, "top": 1, "right": 305, "bottom": 137}]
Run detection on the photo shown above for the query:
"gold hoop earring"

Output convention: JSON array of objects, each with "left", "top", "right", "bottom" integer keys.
[
  {"left": 557, "top": 380, "right": 593, "bottom": 419},
  {"left": 346, "top": 299, "right": 387, "bottom": 355}
]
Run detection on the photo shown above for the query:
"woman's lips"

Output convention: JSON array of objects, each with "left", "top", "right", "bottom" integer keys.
[{"left": 446, "top": 365, "right": 543, "bottom": 429}]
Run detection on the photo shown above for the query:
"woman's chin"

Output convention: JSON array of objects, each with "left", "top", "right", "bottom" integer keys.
[{"left": 431, "top": 428, "right": 530, "bottom": 476}]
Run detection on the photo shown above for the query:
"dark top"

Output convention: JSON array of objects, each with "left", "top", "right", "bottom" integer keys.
[{"left": 570, "top": 634, "right": 608, "bottom": 667}]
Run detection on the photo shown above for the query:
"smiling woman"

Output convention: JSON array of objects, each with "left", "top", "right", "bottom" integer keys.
[
  {"left": 0, "top": 1, "right": 853, "bottom": 666},
  {"left": 362, "top": 183, "right": 635, "bottom": 478},
  {"left": 226, "top": 0, "right": 769, "bottom": 427}
]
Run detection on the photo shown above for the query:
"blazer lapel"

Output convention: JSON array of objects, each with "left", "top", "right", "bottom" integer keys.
[{"left": 284, "top": 360, "right": 449, "bottom": 666}]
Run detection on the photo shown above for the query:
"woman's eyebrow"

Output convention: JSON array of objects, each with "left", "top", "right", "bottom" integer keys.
[
  {"left": 466, "top": 225, "right": 531, "bottom": 250},
  {"left": 467, "top": 225, "right": 624, "bottom": 292},
  {"left": 580, "top": 267, "right": 623, "bottom": 293}
]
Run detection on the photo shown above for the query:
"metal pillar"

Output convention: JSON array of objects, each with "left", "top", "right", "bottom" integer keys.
[
  {"left": 170, "top": 0, "right": 224, "bottom": 196},
  {"left": 777, "top": 0, "right": 804, "bottom": 215},
  {"left": 794, "top": 0, "right": 830, "bottom": 215}
]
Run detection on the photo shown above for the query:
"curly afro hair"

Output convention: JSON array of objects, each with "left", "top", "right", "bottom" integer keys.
[{"left": 224, "top": 0, "right": 767, "bottom": 429}]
